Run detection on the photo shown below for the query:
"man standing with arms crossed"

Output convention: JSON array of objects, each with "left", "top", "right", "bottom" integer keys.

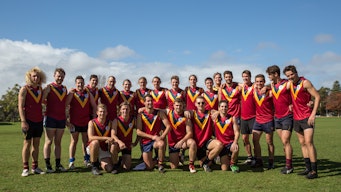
[{"left": 283, "top": 65, "right": 320, "bottom": 179}]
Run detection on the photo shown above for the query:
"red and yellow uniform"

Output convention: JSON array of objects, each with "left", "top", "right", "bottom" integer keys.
[
  {"left": 241, "top": 83, "right": 256, "bottom": 120},
  {"left": 167, "top": 89, "right": 185, "bottom": 110},
  {"left": 203, "top": 90, "right": 218, "bottom": 111},
  {"left": 191, "top": 110, "right": 213, "bottom": 148},
  {"left": 25, "top": 85, "right": 43, "bottom": 122},
  {"left": 185, "top": 87, "right": 204, "bottom": 110},
  {"left": 70, "top": 90, "right": 92, "bottom": 126},
  {"left": 116, "top": 116, "right": 135, "bottom": 150},
  {"left": 167, "top": 110, "right": 187, "bottom": 147},
  {"left": 86, "top": 85, "right": 99, "bottom": 104},
  {"left": 290, "top": 77, "right": 312, "bottom": 120},
  {"left": 46, "top": 83, "right": 67, "bottom": 120},
  {"left": 221, "top": 82, "right": 241, "bottom": 117},
  {"left": 254, "top": 89, "right": 274, "bottom": 123},
  {"left": 271, "top": 79, "right": 292, "bottom": 119},
  {"left": 214, "top": 115, "right": 235, "bottom": 145},
  {"left": 99, "top": 86, "right": 121, "bottom": 121},
  {"left": 135, "top": 88, "right": 150, "bottom": 110},
  {"left": 140, "top": 110, "right": 162, "bottom": 145},
  {"left": 151, "top": 88, "right": 168, "bottom": 109},
  {"left": 88, "top": 119, "right": 112, "bottom": 151},
  {"left": 120, "top": 90, "right": 137, "bottom": 116}
]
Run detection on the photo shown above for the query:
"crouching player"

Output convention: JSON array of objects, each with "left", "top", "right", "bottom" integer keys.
[
  {"left": 213, "top": 100, "right": 240, "bottom": 172},
  {"left": 87, "top": 104, "right": 118, "bottom": 175},
  {"left": 167, "top": 98, "right": 197, "bottom": 173}
]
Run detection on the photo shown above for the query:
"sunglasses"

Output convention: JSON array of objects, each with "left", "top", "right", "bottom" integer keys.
[{"left": 197, "top": 102, "right": 205, "bottom": 105}]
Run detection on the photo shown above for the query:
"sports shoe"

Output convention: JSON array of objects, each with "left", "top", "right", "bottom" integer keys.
[
  {"left": 267, "top": 162, "right": 275, "bottom": 170},
  {"left": 189, "top": 164, "right": 197, "bottom": 173},
  {"left": 281, "top": 166, "right": 294, "bottom": 174},
  {"left": 251, "top": 159, "right": 263, "bottom": 168},
  {"left": 244, "top": 157, "right": 253, "bottom": 165},
  {"left": 203, "top": 164, "right": 212, "bottom": 172},
  {"left": 56, "top": 164, "right": 67, "bottom": 172},
  {"left": 297, "top": 169, "right": 310, "bottom": 176},
  {"left": 68, "top": 162, "right": 75, "bottom": 170},
  {"left": 31, "top": 167, "right": 46, "bottom": 174},
  {"left": 214, "top": 156, "right": 221, "bottom": 165},
  {"left": 21, "top": 169, "right": 29, "bottom": 177},
  {"left": 179, "top": 153, "right": 185, "bottom": 166},
  {"left": 46, "top": 166, "right": 55, "bottom": 173},
  {"left": 111, "top": 169, "right": 118, "bottom": 174},
  {"left": 230, "top": 165, "right": 240, "bottom": 173},
  {"left": 84, "top": 160, "right": 92, "bottom": 168},
  {"left": 158, "top": 165, "right": 165, "bottom": 173},
  {"left": 91, "top": 167, "right": 102, "bottom": 175},
  {"left": 306, "top": 171, "right": 318, "bottom": 179}
]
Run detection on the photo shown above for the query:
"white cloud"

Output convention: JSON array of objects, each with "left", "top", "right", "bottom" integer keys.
[
  {"left": 99, "top": 45, "right": 136, "bottom": 60},
  {"left": 314, "top": 34, "right": 334, "bottom": 43},
  {"left": 256, "top": 42, "right": 279, "bottom": 50}
]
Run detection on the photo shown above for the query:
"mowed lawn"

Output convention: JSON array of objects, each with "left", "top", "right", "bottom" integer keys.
[{"left": 0, "top": 117, "right": 340, "bottom": 192}]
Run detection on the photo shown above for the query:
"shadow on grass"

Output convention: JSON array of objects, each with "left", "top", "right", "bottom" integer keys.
[{"left": 0, "top": 122, "right": 13, "bottom": 126}]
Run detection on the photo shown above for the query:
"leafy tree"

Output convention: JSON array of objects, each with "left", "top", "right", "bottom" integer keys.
[
  {"left": 0, "top": 84, "right": 21, "bottom": 121},
  {"left": 318, "top": 87, "right": 330, "bottom": 116},
  {"left": 326, "top": 92, "right": 341, "bottom": 117},
  {"left": 331, "top": 80, "right": 341, "bottom": 93}
]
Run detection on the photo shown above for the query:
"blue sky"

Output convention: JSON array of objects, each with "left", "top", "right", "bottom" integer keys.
[{"left": 1, "top": 0, "right": 340, "bottom": 95}]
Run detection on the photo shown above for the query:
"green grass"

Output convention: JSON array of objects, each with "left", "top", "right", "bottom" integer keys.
[{"left": 0, "top": 118, "right": 340, "bottom": 192}]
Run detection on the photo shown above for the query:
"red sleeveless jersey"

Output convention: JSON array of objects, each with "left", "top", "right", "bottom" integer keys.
[
  {"left": 290, "top": 77, "right": 312, "bottom": 120},
  {"left": 116, "top": 116, "right": 135, "bottom": 150},
  {"left": 167, "top": 110, "right": 187, "bottom": 147},
  {"left": 140, "top": 110, "right": 162, "bottom": 144},
  {"left": 120, "top": 90, "right": 136, "bottom": 116},
  {"left": 254, "top": 89, "right": 274, "bottom": 123},
  {"left": 46, "top": 83, "right": 67, "bottom": 120},
  {"left": 185, "top": 87, "right": 203, "bottom": 110},
  {"left": 167, "top": 89, "right": 185, "bottom": 110},
  {"left": 151, "top": 88, "right": 168, "bottom": 109},
  {"left": 135, "top": 88, "right": 150, "bottom": 110},
  {"left": 70, "top": 90, "right": 91, "bottom": 126},
  {"left": 86, "top": 85, "right": 99, "bottom": 104},
  {"left": 221, "top": 82, "right": 241, "bottom": 117},
  {"left": 191, "top": 110, "right": 213, "bottom": 148},
  {"left": 241, "top": 84, "right": 256, "bottom": 120},
  {"left": 271, "top": 79, "right": 292, "bottom": 119},
  {"left": 24, "top": 85, "right": 43, "bottom": 122},
  {"left": 203, "top": 90, "right": 219, "bottom": 111},
  {"left": 88, "top": 118, "right": 112, "bottom": 151},
  {"left": 214, "top": 115, "right": 235, "bottom": 145},
  {"left": 99, "top": 87, "right": 121, "bottom": 121}
]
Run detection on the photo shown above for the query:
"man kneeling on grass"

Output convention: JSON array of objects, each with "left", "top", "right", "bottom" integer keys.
[{"left": 87, "top": 104, "right": 121, "bottom": 175}]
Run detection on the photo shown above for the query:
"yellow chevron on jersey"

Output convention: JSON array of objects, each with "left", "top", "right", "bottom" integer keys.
[
  {"left": 242, "top": 85, "right": 253, "bottom": 101},
  {"left": 50, "top": 84, "right": 67, "bottom": 101},
  {"left": 151, "top": 90, "right": 164, "bottom": 103},
  {"left": 102, "top": 88, "right": 118, "bottom": 104},
  {"left": 141, "top": 113, "right": 158, "bottom": 131},
  {"left": 93, "top": 120, "right": 111, "bottom": 137},
  {"left": 168, "top": 90, "right": 182, "bottom": 103},
  {"left": 86, "top": 87, "right": 99, "bottom": 102},
  {"left": 168, "top": 110, "right": 186, "bottom": 130},
  {"left": 215, "top": 116, "right": 232, "bottom": 134},
  {"left": 26, "top": 86, "right": 42, "bottom": 103},
  {"left": 187, "top": 88, "right": 200, "bottom": 102},
  {"left": 120, "top": 92, "right": 134, "bottom": 103},
  {"left": 272, "top": 81, "right": 287, "bottom": 100},
  {"left": 290, "top": 79, "right": 304, "bottom": 100},
  {"left": 137, "top": 90, "right": 147, "bottom": 104},
  {"left": 203, "top": 92, "right": 218, "bottom": 108},
  {"left": 254, "top": 90, "right": 266, "bottom": 107},
  {"left": 193, "top": 111, "right": 210, "bottom": 130},
  {"left": 118, "top": 119, "right": 134, "bottom": 137},
  {"left": 74, "top": 91, "right": 89, "bottom": 108},
  {"left": 221, "top": 87, "right": 237, "bottom": 102}
]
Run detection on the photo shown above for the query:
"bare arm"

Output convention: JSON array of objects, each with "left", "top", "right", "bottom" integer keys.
[
  {"left": 18, "top": 87, "right": 28, "bottom": 131},
  {"left": 174, "top": 119, "right": 193, "bottom": 149},
  {"left": 304, "top": 80, "right": 320, "bottom": 126},
  {"left": 136, "top": 114, "right": 155, "bottom": 140},
  {"left": 159, "top": 111, "right": 171, "bottom": 140},
  {"left": 88, "top": 120, "right": 112, "bottom": 142},
  {"left": 231, "top": 117, "right": 240, "bottom": 152},
  {"left": 111, "top": 119, "right": 126, "bottom": 149}
]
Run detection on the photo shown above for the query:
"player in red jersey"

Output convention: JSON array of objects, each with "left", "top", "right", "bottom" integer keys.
[
  {"left": 135, "top": 76, "right": 151, "bottom": 111},
  {"left": 98, "top": 76, "right": 121, "bottom": 121},
  {"left": 213, "top": 100, "right": 240, "bottom": 172},
  {"left": 252, "top": 74, "right": 275, "bottom": 169},
  {"left": 18, "top": 67, "right": 47, "bottom": 176},
  {"left": 213, "top": 72, "right": 222, "bottom": 92},
  {"left": 202, "top": 77, "right": 219, "bottom": 111},
  {"left": 120, "top": 79, "right": 137, "bottom": 117},
  {"left": 136, "top": 94, "right": 171, "bottom": 173},
  {"left": 66, "top": 76, "right": 97, "bottom": 169},
  {"left": 151, "top": 76, "right": 168, "bottom": 110},
  {"left": 112, "top": 101, "right": 139, "bottom": 171},
  {"left": 86, "top": 74, "right": 99, "bottom": 104},
  {"left": 166, "top": 98, "right": 197, "bottom": 173},
  {"left": 267, "top": 65, "right": 294, "bottom": 174},
  {"left": 166, "top": 75, "right": 185, "bottom": 110},
  {"left": 239, "top": 70, "right": 256, "bottom": 165},
  {"left": 42, "top": 68, "right": 68, "bottom": 173},
  {"left": 87, "top": 104, "right": 117, "bottom": 175},
  {"left": 185, "top": 74, "right": 204, "bottom": 110},
  {"left": 284, "top": 65, "right": 320, "bottom": 179},
  {"left": 187, "top": 96, "right": 223, "bottom": 172}
]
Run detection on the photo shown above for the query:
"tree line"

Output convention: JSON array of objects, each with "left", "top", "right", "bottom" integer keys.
[{"left": 0, "top": 80, "right": 340, "bottom": 122}]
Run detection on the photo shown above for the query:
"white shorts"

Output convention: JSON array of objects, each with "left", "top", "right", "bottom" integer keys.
[{"left": 86, "top": 146, "right": 111, "bottom": 160}]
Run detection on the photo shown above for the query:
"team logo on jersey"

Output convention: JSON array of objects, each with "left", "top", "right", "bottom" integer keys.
[
  {"left": 221, "top": 86, "right": 238, "bottom": 102},
  {"left": 151, "top": 90, "right": 164, "bottom": 103},
  {"left": 50, "top": 84, "right": 67, "bottom": 101},
  {"left": 216, "top": 117, "right": 232, "bottom": 134},
  {"left": 93, "top": 120, "right": 111, "bottom": 137},
  {"left": 187, "top": 88, "right": 200, "bottom": 102},
  {"left": 74, "top": 91, "right": 89, "bottom": 108},
  {"left": 118, "top": 118, "right": 134, "bottom": 137},
  {"left": 203, "top": 92, "right": 218, "bottom": 108},
  {"left": 141, "top": 112, "right": 158, "bottom": 131},
  {"left": 290, "top": 79, "right": 304, "bottom": 100},
  {"left": 137, "top": 89, "right": 148, "bottom": 104},
  {"left": 26, "top": 86, "right": 42, "bottom": 103},
  {"left": 194, "top": 111, "right": 210, "bottom": 130},
  {"left": 168, "top": 111, "right": 186, "bottom": 130},
  {"left": 272, "top": 81, "right": 287, "bottom": 99},
  {"left": 102, "top": 87, "right": 118, "bottom": 104},
  {"left": 168, "top": 90, "right": 182, "bottom": 103}
]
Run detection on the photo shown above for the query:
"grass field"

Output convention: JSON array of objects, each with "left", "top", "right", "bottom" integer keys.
[{"left": 0, "top": 117, "right": 340, "bottom": 192}]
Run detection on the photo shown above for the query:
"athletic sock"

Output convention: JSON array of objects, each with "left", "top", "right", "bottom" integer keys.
[
  {"left": 203, "top": 156, "right": 211, "bottom": 165},
  {"left": 189, "top": 160, "right": 194, "bottom": 166},
  {"left": 23, "top": 162, "right": 29, "bottom": 169},
  {"left": 92, "top": 161, "right": 100, "bottom": 168},
  {"left": 32, "top": 161, "right": 38, "bottom": 170},
  {"left": 69, "top": 157, "right": 75, "bottom": 163},
  {"left": 84, "top": 154, "right": 90, "bottom": 161},
  {"left": 304, "top": 158, "right": 311, "bottom": 171},
  {"left": 45, "top": 158, "right": 51, "bottom": 167},
  {"left": 311, "top": 162, "right": 317, "bottom": 173},
  {"left": 56, "top": 158, "right": 61, "bottom": 167},
  {"left": 286, "top": 159, "right": 292, "bottom": 169}
]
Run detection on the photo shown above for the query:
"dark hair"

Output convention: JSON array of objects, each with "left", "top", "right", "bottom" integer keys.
[
  {"left": 223, "top": 70, "right": 233, "bottom": 78},
  {"left": 283, "top": 65, "right": 297, "bottom": 74},
  {"left": 266, "top": 65, "right": 280, "bottom": 75},
  {"left": 89, "top": 74, "right": 98, "bottom": 80},
  {"left": 75, "top": 75, "right": 84, "bottom": 82},
  {"left": 242, "top": 70, "right": 251, "bottom": 77}
]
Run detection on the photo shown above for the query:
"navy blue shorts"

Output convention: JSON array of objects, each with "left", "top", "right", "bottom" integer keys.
[
  {"left": 240, "top": 117, "right": 255, "bottom": 134},
  {"left": 121, "top": 148, "right": 132, "bottom": 155},
  {"left": 23, "top": 120, "right": 43, "bottom": 140},
  {"left": 196, "top": 139, "right": 212, "bottom": 160},
  {"left": 142, "top": 141, "right": 155, "bottom": 153},
  {"left": 74, "top": 125, "right": 88, "bottom": 133},
  {"left": 219, "top": 142, "right": 233, "bottom": 157},
  {"left": 253, "top": 120, "right": 274, "bottom": 133},
  {"left": 168, "top": 146, "right": 181, "bottom": 154},
  {"left": 274, "top": 114, "right": 293, "bottom": 131},
  {"left": 294, "top": 118, "right": 314, "bottom": 132},
  {"left": 44, "top": 116, "right": 66, "bottom": 129}
]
